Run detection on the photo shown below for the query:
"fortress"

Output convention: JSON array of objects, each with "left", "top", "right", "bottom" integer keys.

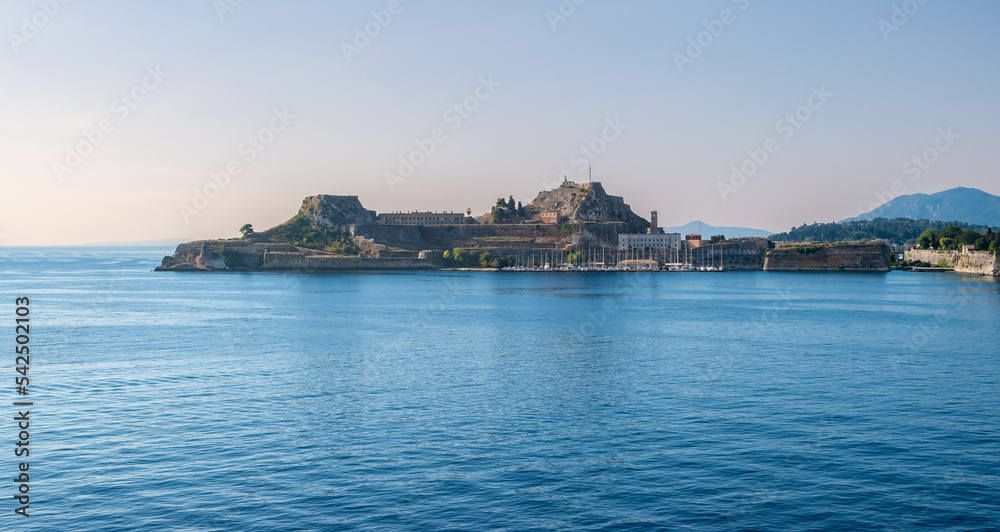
[{"left": 156, "top": 182, "right": 891, "bottom": 273}]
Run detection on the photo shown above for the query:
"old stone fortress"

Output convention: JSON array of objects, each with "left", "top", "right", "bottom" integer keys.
[{"left": 158, "top": 180, "right": 898, "bottom": 273}]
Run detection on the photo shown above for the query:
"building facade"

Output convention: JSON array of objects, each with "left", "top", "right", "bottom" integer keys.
[
  {"left": 540, "top": 212, "right": 561, "bottom": 224},
  {"left": 618, "top": 233, "right": 682, "bottom": 251},
  {"left": 685, "top": 233, "right": 710, "bottom": 249},
  {"left": 377, "top": 212, "right": 465, "bottom": 225}
]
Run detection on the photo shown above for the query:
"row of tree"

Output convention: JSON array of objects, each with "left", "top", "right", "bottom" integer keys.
[
  {"left": 917, "top": 226, "right": 1000, "bottom": 252},
  {"left": 442, "top": 248, "right": 516, "bottom": 269},
  {"left": 770, "top": 218, "right": 995, "bottom": 247},
  {"left": 491, "top": 196, "right": 528, "bottom": 223}
]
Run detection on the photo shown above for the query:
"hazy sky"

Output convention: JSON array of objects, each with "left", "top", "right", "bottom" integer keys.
[{"left": 2, "top": 0, "right": 999, "bottom": 245}]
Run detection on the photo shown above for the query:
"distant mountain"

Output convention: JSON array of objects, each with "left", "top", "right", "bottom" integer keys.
[
  {"left": 842, "top": 187, "right": 1000, "bottom": 226},
  {"left": 661, "top": 221, "right": 773, "bottom": 239}
]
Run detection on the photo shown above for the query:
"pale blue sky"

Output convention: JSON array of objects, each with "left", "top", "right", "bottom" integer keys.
[{"left": 2, "top": 0, "right": 998, "bottom": 245}]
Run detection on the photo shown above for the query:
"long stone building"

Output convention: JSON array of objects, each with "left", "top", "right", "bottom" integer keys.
[
  {"left": 377, "top": 211, "right": 465, "bottom": 225},
  {"left": 618, "top": 233, "right": 682, "bottom": 251}
]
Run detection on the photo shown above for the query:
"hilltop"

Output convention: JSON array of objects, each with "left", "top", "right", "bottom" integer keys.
[
  {"left": 520, "top": 181, "right": 649, "bottom": 234},
  {"left": 842, "top": 187, "right": 1000, "bottom": 226}
]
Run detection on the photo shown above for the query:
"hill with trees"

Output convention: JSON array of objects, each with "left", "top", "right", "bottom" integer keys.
[
  {"left": 770, "top": 218, "right": 996, "bottom": 247},
  {"left": 916, "top": 226, "right": 999, "bottom": 252}
]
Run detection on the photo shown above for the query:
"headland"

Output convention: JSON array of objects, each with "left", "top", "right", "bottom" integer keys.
[{"left": 156, "top": 180, "right": 892, "bottom": 273}]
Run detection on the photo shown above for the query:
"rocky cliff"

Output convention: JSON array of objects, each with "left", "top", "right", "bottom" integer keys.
[
  {"left": 297, "top": 195, "right": 377, "bottom": 233},
  {"left": 525, "top": 182, "right": 649, "bottom": 234},
  {"left": 157, "top": 241, "right": 300, "bottom": 271}
]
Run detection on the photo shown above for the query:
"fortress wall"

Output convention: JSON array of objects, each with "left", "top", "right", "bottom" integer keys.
[
  {"left": 686, "top": 240, "right": 769, "bottom": 270},
  {"left": 351, "top": 222, "right": 629, "bottom": 250},
  {"left": 955, "top": 251, "right": 998, "bottom": 275},
  {"left": 905, "top": 249, "right": 999, "bottom": 275},
  {"left": 260, "top": 253, "right": 434, "bottom": 271},
  {"left": 764, "top": 243, "right": 890, "bottom": 272},
  {"left": 575, "top": 223, "right": 631, "bottom": 246}
]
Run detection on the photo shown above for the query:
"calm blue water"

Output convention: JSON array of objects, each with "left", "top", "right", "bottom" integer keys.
[{"left": 1, "top": 247, "right": 998, "bottom": 531}]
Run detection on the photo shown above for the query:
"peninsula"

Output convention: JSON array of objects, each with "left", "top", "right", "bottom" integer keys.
[{"left": 156, "top": 181, "right": 891, "bottom": 273}]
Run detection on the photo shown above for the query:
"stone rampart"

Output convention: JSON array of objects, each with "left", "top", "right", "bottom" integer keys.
[
  {"left": 764, "top": 243, "right": 890, "bottom": 272},
  {"left": 905, "top": 249, "right": 999, "bottom": 276}
]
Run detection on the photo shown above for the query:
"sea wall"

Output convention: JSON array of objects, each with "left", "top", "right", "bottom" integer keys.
[
  {"left": 351, "top": 222, "right": 628, "bottom": 250},
  {"left": 157, "top": 241, "right": 300, "bottom": 271},
  {"left": 764, "top": 243, "right": 890, "bottom": 272},
  {"left": 154, "top": 241, "right": 435, "bottom": 272},
  {"left": 687, "top": 239, "right": 770, "bottom": 270},
  {"left": 260, "top": 253, "right": 434, "bottom": 271},
  {"left": 905, "top": 249, "right": 999, "bottom": 276}
]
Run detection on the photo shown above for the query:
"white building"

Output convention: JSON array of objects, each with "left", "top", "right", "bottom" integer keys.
[{"left": 618, "top": 233, "right": 682, "bottom": 251}]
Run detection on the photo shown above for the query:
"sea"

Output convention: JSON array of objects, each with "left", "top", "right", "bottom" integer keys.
[{"left": 0, "top": 247, "right": 998, "bottom": 531}]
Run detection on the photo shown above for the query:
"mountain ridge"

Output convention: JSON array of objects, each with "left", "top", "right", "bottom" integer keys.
[
  {"left": 660, "top": 221, "right": 773, "bottom": 239},
  {"left": 842, "top": 187, "right": 1000, "bottom": 226}
]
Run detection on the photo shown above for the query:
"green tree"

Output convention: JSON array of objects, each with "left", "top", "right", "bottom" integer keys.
[
  {"left": 479, "top": 252, "right": 494, "bottom": 268},
  {"left": 445, "top": 248, "right": 486, "bottom": 267},
  {"left": 917, "top": 230, "right": 937, "bottom": 249},
  {"left": 769, "top": 218, "right": 993, "bottom": 248},
  {"left": 986, "top": 228, "right": 999, "bottom": 253},
  {"left": 328, "top": 235, "right": 360, "bottom": 255},
  {"left": 491, "top": 198, "right": 506, "bottom": 223},
  {"left": 710, "top": 235, "right": 725, "bottom": 244},
  {"left": 942, "top": 226, "right": 962, "bottom": 239},
  {"left": 239, "top": 224, "right": 254, "bottom": 238},
  {"left": 958, "top": 229, "right": 980, "bottom": 246},
  {"left": 940, "top": 237, "right": 956, "bottom": 250}
]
